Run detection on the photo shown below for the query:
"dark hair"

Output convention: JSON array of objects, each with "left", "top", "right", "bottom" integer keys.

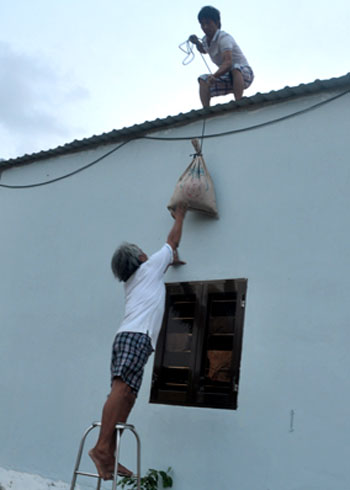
[
  {"left": 111, "top": 242, "right": 143, "bottom": 282},
  {"left": 198, "top": 6, "right": 221, "bottom": 28}
]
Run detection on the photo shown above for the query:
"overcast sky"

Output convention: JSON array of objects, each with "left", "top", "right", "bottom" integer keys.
[{"left": 1, "top": 0, "right": 349, "bottom": 160}]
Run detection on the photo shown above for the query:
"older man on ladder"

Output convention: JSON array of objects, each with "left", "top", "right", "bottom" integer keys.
[{"left": 88, "top": 204, "right": 187, "bottom": 480}]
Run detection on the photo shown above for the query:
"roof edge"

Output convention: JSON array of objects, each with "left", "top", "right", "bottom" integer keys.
[{"left": 2, "top": 73, "right": 350, "bottom": 169}]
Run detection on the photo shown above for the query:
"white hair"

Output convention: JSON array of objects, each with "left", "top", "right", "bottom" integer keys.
[{"left": 111, "top": 242, "right": 143, "bottom": 282}]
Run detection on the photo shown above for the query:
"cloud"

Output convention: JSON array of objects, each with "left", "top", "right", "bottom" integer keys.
[{"left": 0, "top": 42, "right": 89, "bottom": 159}]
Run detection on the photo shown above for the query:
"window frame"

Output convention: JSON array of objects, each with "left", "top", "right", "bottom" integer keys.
[{"left": 150, "top": 278, "right": 247, "bottom": 410}]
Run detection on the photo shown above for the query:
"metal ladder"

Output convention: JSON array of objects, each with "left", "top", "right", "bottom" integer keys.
[{"left": 70, "top": 421, "right": 141, "bottom": 490}]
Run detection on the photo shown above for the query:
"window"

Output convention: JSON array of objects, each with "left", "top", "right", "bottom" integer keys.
[{"left": 150, "top": 279, "right": 247, "bottom": 410}]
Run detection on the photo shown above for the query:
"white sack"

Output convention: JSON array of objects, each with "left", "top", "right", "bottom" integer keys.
[{"left": 168, "top": 139, "right": 219, "bottom": 218}]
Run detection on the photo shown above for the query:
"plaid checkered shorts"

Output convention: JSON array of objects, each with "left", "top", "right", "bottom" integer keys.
[
  {"left": 110, "top": 332, "right": 153, "bottom": 396},
  {"left": 199, "top": 64, "right": 254, "bottom": 97}
]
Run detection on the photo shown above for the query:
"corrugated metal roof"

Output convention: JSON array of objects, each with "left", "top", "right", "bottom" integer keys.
[{"left": 2, "top": 73, "right": 350, "bottom": 169}]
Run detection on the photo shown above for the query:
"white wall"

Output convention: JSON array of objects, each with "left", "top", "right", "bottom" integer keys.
[{"left": 1, "top": 90, "right": 350, "bottom": 490}]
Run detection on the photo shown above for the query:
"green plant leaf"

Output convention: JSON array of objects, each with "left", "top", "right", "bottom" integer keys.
[{"left": 117, "top": 467, "right": 173, "bottom": 489}]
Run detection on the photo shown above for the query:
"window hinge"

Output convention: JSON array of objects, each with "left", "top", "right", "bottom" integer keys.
[{"left": 232, "top": 377, "right": 239, "bottom": 392}]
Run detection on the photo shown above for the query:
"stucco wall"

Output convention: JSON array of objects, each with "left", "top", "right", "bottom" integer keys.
[{"left": 1, "top": 90, "right": 350, "bottom": 490}]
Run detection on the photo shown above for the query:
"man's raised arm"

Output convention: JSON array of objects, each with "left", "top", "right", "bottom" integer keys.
[{"left": 167, "top": 204, "right": 187, "bottom": 251}]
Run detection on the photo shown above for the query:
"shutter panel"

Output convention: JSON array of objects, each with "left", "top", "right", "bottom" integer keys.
[
  {"left": 150, "top": 279, "right": 247, "bottom": 410},
  {"left": 150, "top": 282, "right": 200, "bottom": 406}
]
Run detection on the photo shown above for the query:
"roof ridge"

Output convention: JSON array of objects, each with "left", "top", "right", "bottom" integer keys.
[{"left": 2, "top": 73, "right": 350, "bottom": 168}]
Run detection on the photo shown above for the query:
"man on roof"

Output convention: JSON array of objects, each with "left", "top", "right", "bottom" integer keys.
[
  {"left": 89, "top": 204, "right": 187, "bottom": 480},
  {"left": 189, "top": 6, "right": 254, "bottom": 107}
]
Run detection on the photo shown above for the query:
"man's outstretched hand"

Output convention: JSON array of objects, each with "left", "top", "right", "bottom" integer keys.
[
  {"left": 171, "top": 248, "right": 186, "bottom": 266},
  {"left": 171, "top": 202, "right": 188, "bottom": 220}
]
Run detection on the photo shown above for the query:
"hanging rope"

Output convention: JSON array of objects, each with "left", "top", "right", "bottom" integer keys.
[
  {"left": 199, "top": 118, "right": 206, "bottom": 154},
  {"left": 178, "top": 38, "right": 212, "bottom": 74},
  {"left": 178, "top": 37, "right": 211, "bottom": 155},
  {"left": 178, "top": 40, "right": 195, "bottom": 65},
  {"left": 189, "top": 119, "right": 206, "bottom": 157},
  {"left": 200, "top": 53, "right": 212, "bottom": 74}
]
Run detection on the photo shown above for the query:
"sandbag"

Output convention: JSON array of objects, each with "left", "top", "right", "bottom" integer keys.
[{"left": 168, "top": 139, "right": 219, "bottom": 218}]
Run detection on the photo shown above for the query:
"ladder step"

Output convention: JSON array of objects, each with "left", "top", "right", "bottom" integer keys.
[
  {"left": 75, "top": 471, "right": 100, "bottom": 478},
  {"left": 75, "top": 470, "right": 138, "bottom": 480}
]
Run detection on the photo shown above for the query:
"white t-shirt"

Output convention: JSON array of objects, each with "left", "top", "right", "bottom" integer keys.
[
  {"left": 202, "top": 29, "right": 249, "bottom": 69},
  {"left": 116, "top": 243, "right": 174, "bottom": 348}
]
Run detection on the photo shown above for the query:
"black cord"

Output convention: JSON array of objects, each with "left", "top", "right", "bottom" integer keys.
[
  {"left": 142, "top": 89, "right": 350, "bottom": 141},
  {"left": 1, "top": 88, "right": 349, "bottom": 189},
  {"left": 0, "top": 140, "right": 130, "bottom": 189}
]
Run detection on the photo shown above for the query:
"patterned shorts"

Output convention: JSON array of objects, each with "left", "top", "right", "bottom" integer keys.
[
  {"left": 199, "top": 64, "right": 254, "bottom": 97},
  {"left": 110, "top": 332, "right": 153, "bottom": 396}
]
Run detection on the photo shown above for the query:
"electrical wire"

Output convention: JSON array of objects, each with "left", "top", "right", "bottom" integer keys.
[
  {"left": 1, "top": 88, "right": 349, "bottom": 189},
  {"left": 142, "top": 89, "right": 350, "bottom": 141},
  {"left": 0, "top": 140, "right": 130, "bottom": 189}
]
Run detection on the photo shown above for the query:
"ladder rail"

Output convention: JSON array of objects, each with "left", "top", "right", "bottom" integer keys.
[
  {"left": 113, "top": 423, "right": 141, "bottom": 490},
  {"left": 70, "top": 421, "right": 141, "bottom": 490},
  {"left": 70, "top": 422, "right": 101, "bottom": 490}
]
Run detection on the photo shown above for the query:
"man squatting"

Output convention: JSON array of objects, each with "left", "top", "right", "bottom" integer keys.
[
  {"left": 89, "top": 204, "right": 187, "bottom": 480},
  {"left": 190, "top": 6, "right": 254, "bottom": 107}
]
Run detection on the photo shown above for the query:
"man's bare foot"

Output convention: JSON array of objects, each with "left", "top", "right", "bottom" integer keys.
[
  {"left": 89, "top": 449, "right": 132, "bottom": 480},
  {"left": 103, "top": 462, "right": 133, "bottom": 480},
  {"left": 115, "top": 462, "right": 133, "bottom": 478},
  {"left": 89, "top": 448, "right": 112, "bottom": 480}
]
